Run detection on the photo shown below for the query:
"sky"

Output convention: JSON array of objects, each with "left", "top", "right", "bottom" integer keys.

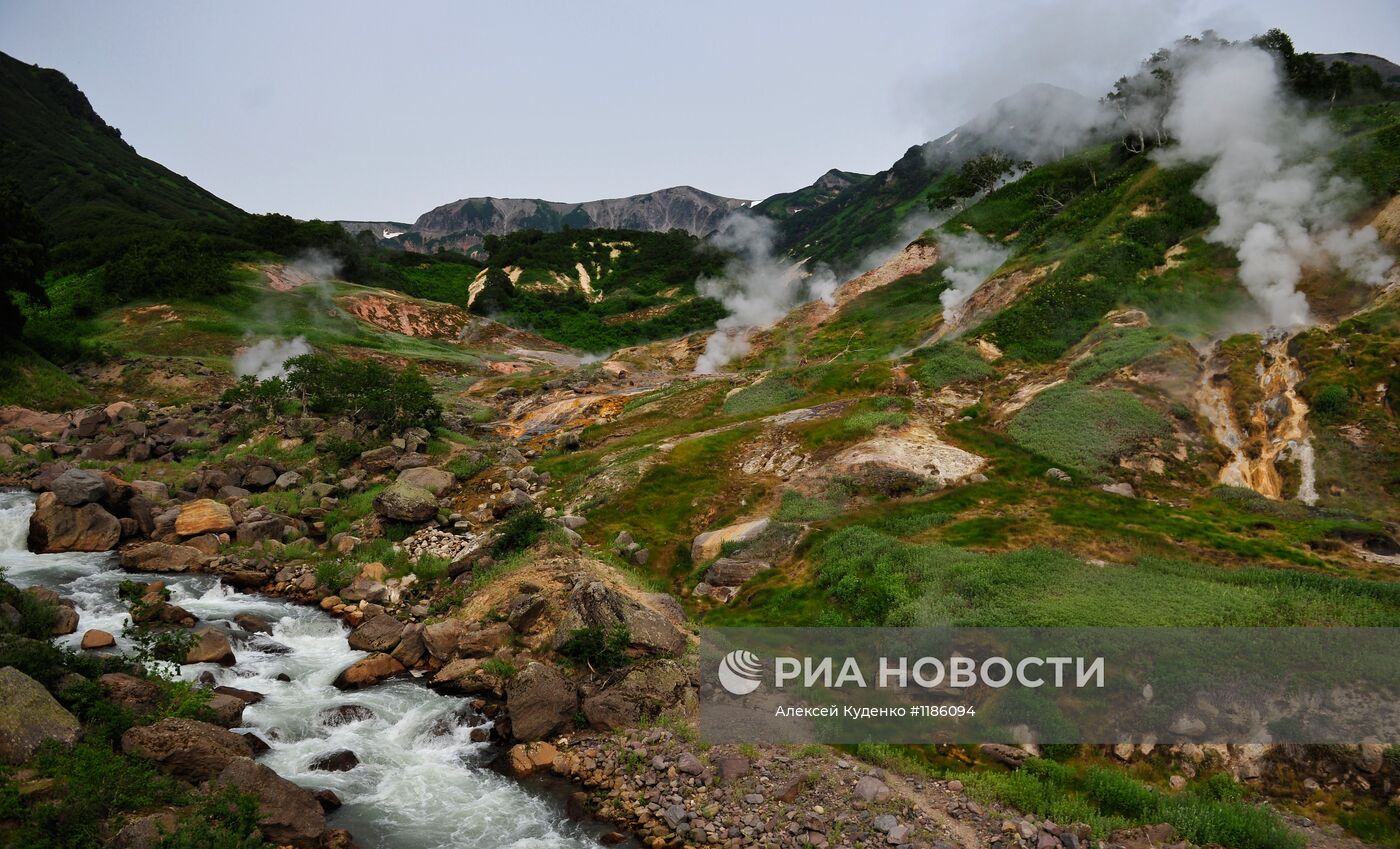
[{"left": 2, "top": 0, "right": 1395, "bottom": 222}]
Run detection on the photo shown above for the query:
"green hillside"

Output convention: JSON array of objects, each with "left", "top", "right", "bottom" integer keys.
[{"left": 0, "top": 51, "right": 245, "bottom": 269}]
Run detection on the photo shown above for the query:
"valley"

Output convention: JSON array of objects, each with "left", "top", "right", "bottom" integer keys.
[{"left": 2, "top": 23, "right": 1400, "bottom": 849}]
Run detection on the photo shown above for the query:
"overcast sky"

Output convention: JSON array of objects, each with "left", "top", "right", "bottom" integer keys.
[{"left": 3, "top": 1, "right": 1395, "bottom": 221}]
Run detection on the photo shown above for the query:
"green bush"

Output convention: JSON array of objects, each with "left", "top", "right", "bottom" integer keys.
[
  {"left": 223, "top": 353, "right": 442, "bottom": 432},
  {"left": 1069, "top": 327, "right": 1170, "bottom": 384},
  {"left": 490, "top": 509, "right": 552, "bottom": 558},
  {"left": 558, "top": 625, "right": 631, "bottom": 671},
  {"left": 102, "top": 233, "right": 231, "bottom": 303},
  {"left": 445, "top": 453, "right": 491, "bottom": 481},
  {"left": 1310, "top": 383, "right": 1350, "bottom": 421},
  {"left": 913, "top": 340, "right": 995, "bottom": 388},
  {"left": 722, "top": 377, "right": 804, "bottom": 416},
  {"left": 1008, "top": 384, "right": 1169, "bottom": 475}
]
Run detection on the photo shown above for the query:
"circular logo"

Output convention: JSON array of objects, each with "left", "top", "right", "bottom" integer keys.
[{"left": 717, "top": 649, "right": 763, "bottom": 695}]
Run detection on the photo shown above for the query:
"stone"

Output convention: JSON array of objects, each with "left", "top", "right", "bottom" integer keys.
[
  {"left": 184, "top": 628, "right": 236, "bottom": 665},
  {"left": 213, "top": 758, "right": 326, "bottom": 849},
  {"left": 398, "top": 466, "right": 455, "bottom": 495},
  {"left": 333, "top": 652, "right": 405, "bottom": 689},
  {"left": 120, "top": 541, "right": 208, "bottom": 573},
  {"left": 1168, "top": 775, "right": 1187, "bottom": 791},
  {"left": 853, "top": 775, "right": 891, "bottom": 802},
  {"left": 581, "top": 660, "right": 691, "bottom": 731},
  {"left": 390, "top": 623, "right": 426, "bottom": 667},
  {"left": 81, "top": 629, "right": 115, "bottom": 649},
  {"left": 273, "top": 471, "right": 302, "bottom": 491},
  {"left": 121, "top": 718, "right": 253, "bottom": 781},
  {"left": 1045, "top": 468, "right": 1072, "bottom": 483},
  {"left": 242, "top": 466, "right": 277, "bottom": 490},
  {"left": 232, "top": 612, "right": 272, "bottom": 634},
  {"left": 493, "top": 488, "right": 533, "bottom": 516},
  {"left": 505, "top": 741, "right": 559, "bottom": 777},
  {"left": 309, "top": 749, "right": 360, "bottom": 771},
  {"left": 27, "top": 492, "right": 120, "bottom": 552},
  {"left": 206, "top": 693, "right": 247, "bottom": 728},
  {"left": 552, "top": 580, "right": 686, "bottom": 656},
  {"left": 236, "top": 517, "right": 286, "bottom": 545},
  {"left": 100, "top": 673, "right": 165, "bottom": 716},
  {"left": 51, "top": 604, "right": 79, "bottom": 635},
  {"left": 423, "top": 618, "right": 467, "bottom": 661},
  {"left": 213, "top": 685, "right": 265, "bottom": 705},
  {"left": 559, "top": 515, "right": 587, "bottom": 530},
  {"left": 1100, "top": 482, "right": 1136, "bottom": 498},
  {"left": 347, "top": 614, "right": 405, "bottom": 652},
  {"left": 457, "top": 622, "right": 512, "bottom": 658},
  {"left": 703, "top": 557, "right": 770, "bottom": 587},
  {"left": 504, "top": 662, "right": 578, "bottom": 741},
  {"left": 175, "top": 499, "right": 235, "bottom": 536},
  {"left": 0, "top": 666, "right": 81, "bottom": 764},
  {"left": 130, "top": 480, "right": 169, "bottom": 502},
  {"left": 315, "top": 789, "right": 342, "bottom": 812},
  {"left": 691, "top": 518, "right": 770, "bottom": 563},
  {"left": 338, "top": 577, "right": 388, "bottom": 604},
  {"left": 319, "top": 704, "right": 378, "bottom": 726},
  {"left": 677, "top": 752, "right": 705, "bottom": 775},
  {"left": 373, "top": 480, "right": 439, "bottom": 523},
  {"left": 112, "top": 810, "right": 180, "bottom": 849},
  {"left": 50, "top": 468, "right": 108, "bottom": 506},
  {"left": 506, "top": 594, "right": 549, "bottom": 633},
  {"left": 872, "top": 814, "right": 898, "bottom": 833},
  {"left": 716, "top": 754, "right": 751, "bottom": 781},
  {"left": 980, "top": 742, "right": 1031, "bottom": 768}
]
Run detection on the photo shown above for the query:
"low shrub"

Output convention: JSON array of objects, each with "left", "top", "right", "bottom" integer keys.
[
  {"left": 913, "top": 341, "right": 996, "bottom": 388},
  {"left": 490, "top": 509, "right": 552, "bottom": 558},
  {"left": 1008, "top": 384, "right": 1170, "bottom": 475},
  {"left": 722, "top": 377, "right": 804, "bottom": 416},
  {"left": 558, "top": 625, "right": 631, "bottom": 671}
]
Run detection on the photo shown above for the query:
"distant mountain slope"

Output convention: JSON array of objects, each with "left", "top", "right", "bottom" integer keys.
[
  {"left": 0, "top": 51, "right": 244, "bottom": 268},
  {"left": 1318, "top": 52, "right": 1400, "bottom": 85},
  {"left": 752, "top": 168, "right": 869, "bottom": 222},
  {"left": 341, "top": 186, "right": 750, "bottom": 255},
  {"left": 765, "top": 85, "right": 1106, "bottom": 270}
]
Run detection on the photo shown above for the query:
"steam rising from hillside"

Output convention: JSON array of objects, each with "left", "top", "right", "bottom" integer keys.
[
  {"left": 693, "top": 215, "right": 838, "bottom": 373},
  {"left": 233, "top": 336, "right": 311, "bottom": 380},
  {"left": 938, "top": 232, "right": 1011, "bottom": 323},
  {"left": 1154, "top": 43, "right": 1393, "bottom": 328}
]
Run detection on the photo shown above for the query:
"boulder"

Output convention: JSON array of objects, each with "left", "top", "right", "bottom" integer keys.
[
  {"left": 691, "top": 518, "right": 770, "bottom": 563},
  {"left": 505, "top": 741, "right": 558, "bottom": 777},
  {"left": 505, "top": 662, "right": 578, "bottom": 742},
  {"left": 853, "top": 775, "right": 891, "bottom": 803},
  {"left": 51, "top": 604, "right": 79, "bottom": 635},
  {"left": 241, "top": 466, "right": 277, "bottom": 490},
  {"left": 206, "top": 693, "right": 247, "bottom": 728},
  {"left": 319, "top": 704, "right": 377, "bottom": 726},
  {"left": 582, "top": 659, "right": 692, "bottom": 731},
  {"left": 184, "top": 628, "right": 236, "bottom": 666},
  {"left": 232, "top": 613, "right": 273, "bottom": 634},
  {"left": 121, "top": 718, "right": 253, "bottom": 781},
  {"left": 212, "top": 758, "right": 326, "bottom": 849},
  {"left": 50, "top": 468, "right": 108, "bottom": 506},
  {"left": 309, "top": 749, "right": 359, "bottom": 771},
  {"left": 130, "top": 480, "right": 169, "bottom": 502},
  {"left": 27, "top": 492, "right": 120, "bottom": 552},
  {"left": 174, "top": 499, "right": 235, "bottom": 536},
  {"left": 397, "top": 467, "right": 455, "bottom": 495},
  {"left": 0, "top": 666, "right": 81, "bottom": 764},
  {"left": 347, "top": 615, "right": 404, "bottom": 653},
  {"left": 390, "top": 623, "right": 426, "bottom": 667},
  {"left": 431, "top": 658, "right": 493, "bottom": 694},
  {"left": 703, "top": 557, "right": 770, "bottom": 587},
  {"left": 81, "top": 629, "right": 115, "bottom": 649},
  {"left": 120, "top": 541, "right": 207, "bottom": 573},
  {"left": 422, "top": 619, "right": 467, "bottom": 661},
  {"left": 273, "top": 471, "right": 302, "bottom": 491},
  {"left": 457, "top": 622, "right": 511, "bottom": 658},
  {"left": 492, "top": 488, "right": 533, "bottom": 516},
  {"left": 236, "top": 517, "right": 286, "bottom": 545},
  {"left": 552, "top": 580, "right": 686, "bottom": 656},
  {"left": 372, "top": 480, "right": 438, "bottom": 523},
  {"left": 100, "top": 672, "right": 165, "bottom": 716},
  {"left": 333, "top": 653, "right": 405, "bottom": 689}
]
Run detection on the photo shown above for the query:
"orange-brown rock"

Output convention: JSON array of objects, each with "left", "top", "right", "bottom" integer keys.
[{"left": 174, "top": 499, "right": 235, "bottom": 537}]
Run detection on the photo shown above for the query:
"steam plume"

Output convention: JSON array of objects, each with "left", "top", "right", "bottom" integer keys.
[
  {"left": 233, "top": 336, "right": 312, "bottom": 381},
  {"left": 1154, "top": 43, "right": 1393, "bottom": 328},
  {"left": 938, "top": 231, "right": 1011, "bottom": 323},
  {"left": 693, "top": 215, "right": 838, "bottom": 373}
]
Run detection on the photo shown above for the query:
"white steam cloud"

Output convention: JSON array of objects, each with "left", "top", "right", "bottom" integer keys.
[
  {"left": 288, "top": 248, "right": 343, "bottom": 282},
  {"left": 1153, "top": 43, "right": 1393, "bottom": 328},
  {"left": 938, "top": 231, "right": 1011, "bottom": 324},
  {"left": 233, "top": 336, "right": 312, "bottom": 381},
  {"left": 693, "top": 215, "right": 838, "bottom": 374}
]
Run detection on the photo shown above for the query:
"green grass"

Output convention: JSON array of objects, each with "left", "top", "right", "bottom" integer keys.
[
  {"left": 911, "top": 339, "right": 996, "bottom": 388},
  {"left": 810, "top": 524, "right": 1400, "bottom": 628},
  {"left": 1068, "top": 326, "right": 1172, "bottom": 384},
  {"left": 1007, "top": 384, "right": 1170, "bottom": 477},
  {"left": 0, "top": 341, "right": 96, "bottom": 410},
  {"left": 722, "top": 376, "right": 804, "bottom": 416},
  {"left": 958, "top": 759, "right": 1301, "bottom": 849}
]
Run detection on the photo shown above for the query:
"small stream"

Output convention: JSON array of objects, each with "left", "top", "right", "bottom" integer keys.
[{"left": 0, "top": 489, "right": 602, "bottom": 849}]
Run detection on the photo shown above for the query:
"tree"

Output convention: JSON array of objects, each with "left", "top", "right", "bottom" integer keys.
[
  {"left": 0, "top": 180, "right": 50, "bottom": 337},
  {"left": 470, "top": 267, "right": 515, "bottom": 315},
  {"left": 103, "top": 232, "right": 229, "bottom": 303}
]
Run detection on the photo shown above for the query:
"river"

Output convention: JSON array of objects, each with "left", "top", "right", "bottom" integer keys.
[{"left": 0, "top": 488, "right": 602, "bottom": 849}]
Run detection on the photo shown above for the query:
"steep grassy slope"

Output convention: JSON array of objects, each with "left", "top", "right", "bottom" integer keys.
[{"left": 0, "top": 52, "right": 245, "bottom": 269}]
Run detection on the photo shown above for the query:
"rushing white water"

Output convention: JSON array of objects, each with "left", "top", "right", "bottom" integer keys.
[{"left": 0, "top": 489, "right": 604, "bottom": 849}]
